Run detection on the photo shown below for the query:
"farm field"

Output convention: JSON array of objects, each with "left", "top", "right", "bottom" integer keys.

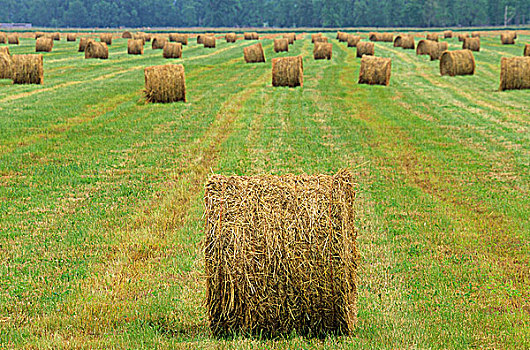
[{"left": 0, "top": 31, "right": 529, "bottom": 348}]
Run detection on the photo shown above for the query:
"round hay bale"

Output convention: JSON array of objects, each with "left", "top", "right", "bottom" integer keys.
[
  {"left": 272, "top": 56, "right": 303, "bottom": 88},
  {"left": 429, "top": 42, "right": 449, "bottom": 61},
  {"left": 78, "top": 38, "right": 93, "bottom": 52},
  {"left": 314, "top": 36, "right": 328, "bottom": 44},
  {"left": 244, "top": 42, "right": 265, "bottom": 63},
  {"left": 127, "top": 39, "right": 144, "bottom": 55},
  {"left": 440, "top": 49, "right": 475, "bottom": 76},
  {"left": 283, "top": 33, "right": 295, "bottom": 45},
  {"left": 416, "top": 39, "right": 437, "bottom": 56},
  {"left": 426, "top": 33, "right": 439, "bottom": 42},
  {"left": 311, "top": 33, "right": 322, "bottom": 43},
  {"left": 394, "top": 34, "right": 414, "bottom": 49},
  {"left": 12, "top": 54, "right": 43, "bottom": 84},
  {"left": 457, "top": 33, "right": 469, "bottom": 42},
  {"left": 100, "top": 33, "right": 112, "bottom": 45},
  {"left": 50, "top": 32, "right": 61, "bottom": 41},
  {"left": 525, "top": 44, "right": 530, "bottom": 57},
  {"left": 8, "top": 34, "right": 19, "bottom": 45},
  {"left": 35, "top": 37, "right": 54, "bottom": 52},
  {"left": 444, "top": 30, "right": 453, "bottom": 39},
  {"left": 471, "top": 31, "right": 480, "bottom": 38},
  {"left": 337, "top": 31, "right": 348, "bottom": 42},
  {"left": 226, "top": 33, "right": 237, "bottom": 43},
  {"left": 358, "top": 55, "right": 391, "bottom": 86},
  {"left": 369, "top": 32, "right": 393, "bottom": 42},
  {"left": 500, "top": 32, "right": 516, "bottom": 45},
  {"left": 499, "top": 57, "right": 530, "bottom": 91},
  {"left": 169, "top": 33, "right": 188, "bottom": 45},
  {"left": 463, "top": 37, "right": 480, "bottom": 52},
  {"left": 35, "top": 32, "right": 45, "bottom": 39},
  {"left": 0, "top": 32, "right": 7, "bottom": 44},
  {"left": 140, "top": 33, "right": 151, "bottom": 42},
  {"left": 203, "top": 36, "right": 216, "bottom": 48},
  {"left": 0, "top": 51, "right": 13, "bottom": 80},
  {"left": 122, "top": 31, "right": 133, "bottom": 39},
  {"left": 356, "top": 41, "right": 374, "bottom": 58},
  {"left": 85, "top": 41, "right": 108, "bottom": 59},
  {"left": 152, "top": 36, "right": 168, "bottom": 50},
  {"left": 197, "top": 34, "right": 205, "bottom": 44},
  {"left": 313, "top": 42, "right": 332, "bottom": 60},
  {"left": 347, "top": 35, "right": 361, "bottom": 48},
  {"left": 274, "top": 38, "right": 289, "bottom": 53},
  {"left": 244, "top": 32, "right": 259, "bottom": 40},
  {"left": 163, "top": 42, "right": 182, "bottom": 59},
  {"left": 66, "top": 33, "right": 76, "bottom": 42},
  {"left": 204, "top": 171, "right": 357, "bottom": 337},
  {"left": 133, "top": 34, "right": 146, "bottom": 45},
  {"left": 144, "top": 64, "right": 186, "bottom": 103}
]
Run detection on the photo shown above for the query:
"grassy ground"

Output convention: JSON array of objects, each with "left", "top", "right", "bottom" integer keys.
[{"left": 0, "top": 32, "right": 528, "bottom": 349}]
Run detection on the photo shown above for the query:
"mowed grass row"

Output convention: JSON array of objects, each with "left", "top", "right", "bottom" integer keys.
[{"left": 0, "top": 33, "right": 529, "bottom": 348}]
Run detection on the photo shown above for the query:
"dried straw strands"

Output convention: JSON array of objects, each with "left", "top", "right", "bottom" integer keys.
[
  {"left": 85, "top": 41, "right": 108, "bottom": 59},
  {"left": 49, "top": 32, "right": 61, "bottom": 41},
  {"left": 500, "top": 32, "right": 516, "bottom": 45},
  {"left": 313, "top": 42, "right": 332, "bottom": 60},
  {"left": 444, "top": 30, "right": 453, "bottom": 39},
  {"left": 12, "top": 54, "right": 43, "bottom": 84},
  {"left": 66, "top": 33, "right": 77, "bottom": 42},
  {"left": 204, "top": 171, "right": 357, "bottom": 337},
  {"left": 274, "top": 38, "right": 289, "bottom": 53},
  {"left": 163, "top": 43, "right": 182, "bottom": 59},
  {"left": 358, "top": 56, "right": 391, "bottom": 86},
  {"left": 0, "top": 47, "right": 10, "bottom": 55},
  {"left": 144, "top": 64, "right": 186, "bottom": 103},
  {"left": 430, "top": 42, "right": 449, "bottom": 61},
  {"left": 463, "top": 37, "right": 480, "bottom": 52},
  {"left": 347, "top": 35, "right": 361, "bottom": 48},
  {"left": 337, "top": 31, "right": 348, "bottom": 42},
  {"left": 416, "top": 40, "right": 437, "bottom": 56},
  {"left": 283, "top": 33, "right": 296, "bottom": 44},
  {"left": 127, "top": 39, "right": 144, "bottom": 55},
  {"left": 152, "top": 36, "right": 168, "bottom": 50},
  {"left": 356, "top": 42, "right": 374, "bottom": 58},
  {"left": 0, "top": 51, "right": 13, "bottom": 80},
  {"left": 244, "top": 32, "right": 259, "bottom": 40},
  {"left": 36, "top": 37, "right": 54, "bottom": 52},
  {"left": 203, "top": 36, "right": 216, "bottom": 48},
  {"left": 499, "top": 57, "right": 530, "bottom": 91},
  {"left": 440, "top": 50, "right": 475, "bottom": 77},
  {"left": 314, "top": 36, "right": 328, "bottom": 44},
  {"left": 78, "top": 38, "right": 93, "bottom": 52},
  {"left": 311, "top": 33, "right": 322, "bottom": 43},
  {"left": 272, "top": 56, "right": 303, "bottom": 87},
  {"left": 226, "top": 33, "right": 237, "bottom": 43},
  {"left": 244, "top": 42, "right": 265, "bottom": 63},
  {"left": 100, "top": 33, "right": 112, "bottom": 45},
  {"left": 426, "top": 33, "right": 439, "bottom": 42},
  {"left": 8, "top": 34, "right": 19, "bottom": 45},
  {"left": 525, "top": 44, "right": 530, "bottom": 57},
  {"left": 170, "top": 33, "right": 189, "bottom": 45},
  {"left": 394, "top": 35, "right": 414, "bottom": 49}
]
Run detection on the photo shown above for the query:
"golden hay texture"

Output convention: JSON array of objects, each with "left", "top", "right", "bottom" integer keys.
[
  {"left": 244, "top": 32, "right": 259, "bottom": 40},
  {"left": 12, "top": 54, "right": 43, "bottom": 84},
  {"left": 274, "top": 38, "right": 289, "bottom": 53},
  {"left": 429, "top": 42, "right": 449, "bottom": 61},
  {"left": 347, "top": 35, "right": 361, "bottom": 48},
  {"left": 463, "top": 37, "right": 480, "bottom": 52},
  {"left": 416, "top": 39, "right": 437, "bottom": 56},
  {"left": 66, "top": 33, "right": 76, "bottom": 42},
  {"left": 471, "top": 31, "right": 481, "bottom": 38},
  {"left": 133, "top": 34, "right": 146, "bottom": 45},
  {"left": 204, "top": 171, "right": 357, "bottom": 337},
  {"left": 0, "top": 51, "right": 13, "bottom": 80},
  {"left": 78, "top": 38, "right": 93, "bottom": 52},
  {"left": 244, "top": 42, "right": 265, "bottom": 63},
  {"left": 0, "top": 32, "right": 7, "bottom": 44},
  {"left": 122, "top": 31, "right": 132, "bottom": 39},
  {"left": 163, "top": 42, "right": 182, "bottom": 59},
  {"left": 272, "top": 56, "right": 303, "bottom": 87},
  {"left": 369, "top": 32, "right": 393, "bottom": 42},
  {"left": 197, "top": 34, "right": 205, "bottom": 44},
  {"left": 393, "top": 34, "right": 414, "bottom": 49},
  {"left": 337, "top": 31, "right": 348, "bottom": 42},
  {"left": 283, "top": 33, "right": 296, "bottom": 44},
  {"left": 8, "top": 34, "right": 19, "bottom": 45},
  {"left": 426, "top": 33, "right": 439, "bottom": 42},
  {"left": 226, "top": 33, "right": 237, "bottom": 43},
  {"left": 314, "top": 36, "right": 329, "bottom": 43},
  {"left": 525, "top": 44, "right": 530, "bottom": 57},
  {"left": 311, "top": 33, "right": 323, "bottom": 43},
  {"left": 85, "top": 41, "right": 108, "bottom": 59},
  {"left": 35, "top": 32, "right": 45, "bottom": 39},
  {"left": 152, "top": 36, "right": 168, "bottom": 50},
  {"left": 169, "top": 33, "right": 189, "bottom": 45},
  {"left": 358, "top": 55, "right": 391, "bottom": 86},
  {"left": 0, "top": 46, "right": 10, "bottom": 55},
  {"left": 500, "top": 32, "right": 516, "bottom": 45},
  {"left": 35, "top": 37, "right": 53, "bottom": 52},
  {"left": 127, "top": 39, "right": 144, "bottom": 55},
  {"left": 356, "top": 41, "right": 375, "bottom": 58},
  {"left": 144, "top": 64, "right": 186, "bottom": 103},
  {"left": 499, "top": 57, "right": 530, "bottom": 91},
  {"left": 313, "top": 42, "right": 332, "bottom": 60},
  {"left": 444, "top": 30, "right": 453, "bottom": 38},
  {"left": 49, "top": 32, "right": 61, "bottom": 41},
  {"left": 440, "top": 50, "right": 475, "bottom": 77},
  {"left": 203, "top": 35, "right": 216, "bottom": 48},
  {"left": 100, "top": 33, "right": 112, "bottom": 45},
  {"left": 457, "top": 33, "right": 469, "bottom": 42}
]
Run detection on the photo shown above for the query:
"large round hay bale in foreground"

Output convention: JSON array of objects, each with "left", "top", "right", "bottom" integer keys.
[
  {"left": 8, "top": 34, "right": 19, "bottom": 45},
  {"left": 426, "top": 33, "right": 439, "bottom": 42},
  {"left": 347, "top": 35, "right": 361, "bottom": 48},
  {"left": 272, "top": 56, "right": 303, "bottom": 88},
  {"left": 244, "top": 32, "right": 259, "bottom": 40},
  {"left": 394, "top": 35, "right": 414, "bottom": 49},
  {"left": 500, "top": 32, "right": 516, "bottom": 45},
  {"left": 416, "top": 39, "right": 437, "bottom": 56},
  {"left": 0, "top": 51, "right": 13, "bottom": 80},
  {"left": 358, "top": 56, "right": 391, "bottom": 86},
  {"left": 274, "top": 38, "right": 289, "bottom": 53},
  {"left": 313, "top": 42, "right": 332, "bottom": 60},
  {"left": 204, "top": 171, "right": 357, "bottom": 337},
  {"left": 463, "top": 37, "right": 480, "bottom": 52},
  {"left": 100, "top": 33, "right": 112, "bottom": 45},
  {"left": 525, "top": 44, "right": 530, "bottom": 57},
  {"left": 152, "top": 36, "right": 167, "bottom": 50},
  {"left": 0, "top": 32, "right": 7, "bottom": 44},
  {"left": 203, "top": 36, "right": 216, "bottom": 48},
  {"left": 444, "top": 30, "right": 453, "bottom": 39},
  {"left": 122, "top": 31, "right": 132, "bottom": 39},
  {"left": 12, "top": 54, "right": 43, "bottom": 84},
  {"left": 66, "top": 33, "right": 76, "bottom": 42},
  {"left": 356, "top": 41, "right": 374, "bottom": 58},
  {"left": 127, "top": 39, "right": 144, "bottom": 55},
  {"left": 163, "top": 42, "right": 182, "bottom": 59},
  {"left": 78, "top": 38, "right": 93, "bottom": 52},
  {"left": 144, "top": 64, "right": 186, "bottom": 103},
  {"left": 85, "top": 41, "right": 108, "bottom": 59},
  {"left": 244, "top": 42, "right": 265, "bottom": 63},
  {"left": 226, "top": 33, "right": 237, "bottom": 43},
  {"left": 36, "top": 37, "right": 54, "bottom": 52},
  {"left": 499, "top": 57, "right": 530, "bottom": 91},
  {"left": 170, "top": 33, "right": 188, "bottom": 45},
  {"left": 440, "top": 50, "right": 475, "bottom": 77}
]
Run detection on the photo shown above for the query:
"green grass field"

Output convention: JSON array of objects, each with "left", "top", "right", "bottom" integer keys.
[{"left": 0, "top": 32, "right": 529, "bottom": 349}]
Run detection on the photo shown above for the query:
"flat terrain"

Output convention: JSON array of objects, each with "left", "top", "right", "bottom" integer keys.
[{"left": 0, "top": 31, "right": 529, "bottom": 349}]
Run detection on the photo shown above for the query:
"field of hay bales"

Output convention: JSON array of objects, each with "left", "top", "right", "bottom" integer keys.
[{"left": 0, "top": 29, "right": 529, "bottom": 348}]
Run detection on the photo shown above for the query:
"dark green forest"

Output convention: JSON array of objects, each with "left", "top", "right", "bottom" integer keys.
[{"left": 0, "top": 0, "right": 529, "bottom": 28}]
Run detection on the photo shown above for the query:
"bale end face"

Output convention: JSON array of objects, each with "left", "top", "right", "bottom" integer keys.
[
  {"left": 12, "top": 54, "right": 43, "bottom": 84},
  {"left": 152, "top": 36, "right": 168, "bottom": 50},
  {"left": 145, "top": 64, "right": 186, "bottom": 103},
  {"left": 358, "top": 56, "right": 392, "bottom": 86},
  {"left": 272, "top": 56, "right": 303, "bottom": 88},
  {"left": 499, "top": 57, "right": 530, "bottom": 91}
]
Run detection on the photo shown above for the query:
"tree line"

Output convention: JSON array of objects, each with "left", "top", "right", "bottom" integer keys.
[{"left": 0, "top": 0, "right": 528, "bottom": 28}]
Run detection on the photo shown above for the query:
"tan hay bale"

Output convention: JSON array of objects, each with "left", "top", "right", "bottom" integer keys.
[
  {"left": 274, "top": 38, "right": 289, "bottom": 53},
  {"left": 66, "top": 33, "right": 76, "bottom": 42},
  {"left": 440, "top": 49, "right": 475, "bottom": 76},
  {"left": 393, "top": 34, "right": 414, "bottom": 49},
  {"left": 85, "top": 41, "right": 108, "bottom": 59},
  {"left": 144, "top": 64, "right": 186, "bottom": 103},
  {"left": 429, "top": 42, "right": 449, "bottom": 61},
  {"left": 204, "top": 170, "right": 357, "bottom": 337},
  {"left": 12, "top": 54, "right": 43, "bottom": 84},
  {"left": 244, "top": 42, "right": 265, "bottom": 63},
  {"left": 8, "top": 34, "right": 19, "bottom": 45},
  {"left": 0, "top": 51, "right": 13, "bottom": 79},
  {"left": 357, "top": 41, "right": 374, "bottom": 58},
  {"left": 525, "top": 44, "right": 530, "bottom": 57},
  {"left": 457, "top": 33, "right": 469, "bottom": 42},
  {"left": 463, "top": 37, "right": 480, "bottom": 52},
  {"left": 163, "top": 42, "right": 182, "bottom": 59},
  {"left": 0, "top": 32, "right": 7, "bottom": 44},
  {"left": 244, "top": 32, "right": 259, "bottom": 40},
  {"left": 283, "top": 33, "right": 295, "bottom": 45},
  {"left": 369, "top": 32, "right": 393, "bottom": 42},
  {"left": 347, "top": 35, "right": 361, "bottom": 48},
  {"left": 499, "top": 57, "right": 530, "bottom": 91},
  {"left": 337, "top": 31, "right": 348, "bottom": 42},
  {"left": 311, "top": 33, "right": 322, "bottom": 43},
  {"left": 471, "top": 31, "right": 480, "bottom": 38},
  {"left": 416, "top": 39, "right": 437, "bottom": 56},
  {"left": 169, "top": 33, "right": 188, "bottom": 45},
  {"left": 78, "top": 38, "right": 93, "bottom": 52},
  {"left": 152, "top": 36, "right": 167, "bottom": 50},
  {"left": 127, "top": 39, "right": 144, "bottom": 55},
  {"left": 122, "top": 31, "right": 133, "bottom": 39},
  {"left": 50, "top": 32, "right": 61, "bottom": 41},
  {"left": 314, "top": 36, "right": 328, "bottom": 44},
  {"left": 35, "top": 37, "right": 54, "bottom": 52},
  {"left": 358, "top": 55, "right": 391, "bottom": 86},
  {"left": 500, "top": 32, "right": 516, "bottom": 45},
  {"left": 141, "top": 33, "right": 151, "bottom": 42},
  {"left": 203, "top": 36, "right": 216, "bottom": 48},
  {"left": 426, "top": 33, "right": 439, "bottom": 42},
  {"left": 444, "top": 30, "right": 453, "bottom": 39},
  {"left": 133, "top": 34, "right": 146, "bottom": 45},
  {"left": 35, "top": 32, "right": 45, "bottom": 39},
  {"left": 272, "top": 56, "right": 303, "bottom": 87},
  {"left": 100, "top": 33, "right": 112, "bottom": 45},
  {"left": 313, "top": 42, "right": 332, "bottom": 60},
  {"left": 226, "top": 33, "right": 237, "bottom": 43},
  {"left": 0, "top": 46, "right": 10, "bottom": 55}
]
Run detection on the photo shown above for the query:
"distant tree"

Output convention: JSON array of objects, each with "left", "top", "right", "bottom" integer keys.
[{"left": 64, "top": 0, "right": 88, "bottom": 27}]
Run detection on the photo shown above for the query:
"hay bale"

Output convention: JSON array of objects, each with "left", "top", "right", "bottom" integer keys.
[
  {"left": 426, "top": 33, "right": 439, "bottom": 42},
  {"left": 8, "top": 34, "right": 19, "bottom": 45},
  {"left": 244, "top": 42, "right": 265, "bottom": 63},
  {"left": 369, "top": 33, "right": 393, "bottom": 42},
  {"left": 358, "top": 56, "right": 391, "bottom": 86},
  {"left": 471, "top": 32, "right": 480, "bottom": 38},
  {"left": 163, "top": 42, "right": 182, "bottom": 59},
  {"left": 0, "top": 32, "right": 7, "bottom": 44},
  {"left": 457, "top": 33, "right": 469, "bottom": 42},
  {"left": 499, "top": 57, "right": 530, "bottom": 91},
  {"left": 50, "top": 32, "right": 61, "bottom": 41},
  {"left": 244, "top": 32, "right": 259, "bottom": 40},
  {"left": 463, "top": 37, "right": 480, "bottom": 52},
  {"left": 35, "top": 32, "right": 45, "bottom": 39},
  {"left": 394, "top": 34, "right": 414, "bottom": 49},
  {"left": 122, "top": 31, "right": 133, "bottom": 39},
  {"left": 347, "top": 35, "right": 361, "bottom": 48},
  {"left": 337, "top": 31, "right": 348, "bottom": 42},
  {"left": 0, "top": 46, "right": 10, "bottom": 55},
  {"left": 226, "top": 33, "right": 237, "bottom": 43},
  {"left": 0, "top": 51, "right": 13, "bottom": 80},
  {"left": 429, "top": 42, "right": 449, "bottom": 61},
  {"left": 313, "top": 42, "right": 332, "bottom": 60},
  {"left": 416, "top": 39, "right": 437, "bottom": 56},
  {"left": 311, "top": 33, "right": 323, "bottom": 43},
  {"left": 314, "top": 36, "right": 328, "bottom": 44},
  {"left": 204, "top": 171, "right": 357, "bottom": 337},
  {"left": 35, "top": 37, "right": 54, "bottom": 52},
  {"left": 283, "top": 33, "right": 295, "bottom": 45},
  {"left": 12, "top": 54, "right": 43, "bottom": 84},
  {"left": 127, "top": 39, "right": 144, "bottom": 55},
  {"left": 274, "top": 38, "right": 289, "bottom": 53},
  {"left": 444, "top": 30, "right": 453, "bottom": 39},
  {"left": 440, "top": 49, "right": 475, "bottom": 76},
  {"left": 140, "top": 33, "right": 151, "bottom": 42},
  {"left": 525, "top": 44, "right": 530, "bottom": 57},
  {"left": 78, "top": 38, "right": 93, "bottom": 52},
  {"left": 197, "top": 34, "right": 205, "bottom": 44},
  {"left": 500, "top": 32, "right": 516, "bottom": 45},
  {"left": 66, "top": 33, "right": 76, "bottom": 42},
  {"left": 272, "top": 56, "right": 303, "bottom": 88},
  {"left": 169, "top": 33, "right": 188, "bottom": 45},
  {"left": 203, "top": 36, "right": 216, "bottom": 48},
  {"left": 144, "top": 64, "right": 186, "bottom": 103},
  {"left": 85, "top": 41, "right": 108, "bottom": 59},
  {"left": 152, "top": 36, "right": 168, "bottom": 50},
  {"left": 100, "top": 33, "right": 112, "bottom": 45},
  {"left": 356, "top": 42, "right": 374, "bottom": 58},
  {"left": 133, "top": 34, "right": 146, "bottom": 45}
]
